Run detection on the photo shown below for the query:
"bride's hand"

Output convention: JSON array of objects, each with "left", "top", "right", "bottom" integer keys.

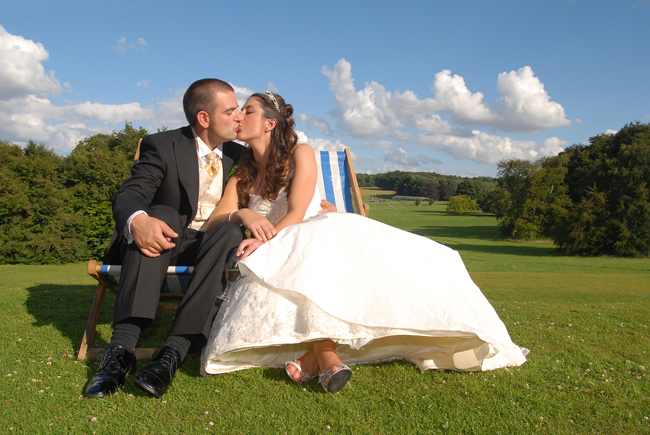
[
  {"left": 236, "top": 238, "right": 264, "bottom": 260},
  {"left": 236, "top": 208, "right": 277, "bottom": 242}
]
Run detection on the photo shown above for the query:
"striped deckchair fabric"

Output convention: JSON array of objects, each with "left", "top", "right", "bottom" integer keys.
[
  {"left": 79, "top": 144, "right": 367, "bottom": 360},
  {"left": 98, "top": 265, "right": 194, "bottom": 294},
  {"left": 316, "top": 149, "right": 368, "bottom": 216}
]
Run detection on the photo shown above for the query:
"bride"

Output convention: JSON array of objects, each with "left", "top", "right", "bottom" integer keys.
[{"left": 201, "top": 91, "right": 527, "bottom": 393}]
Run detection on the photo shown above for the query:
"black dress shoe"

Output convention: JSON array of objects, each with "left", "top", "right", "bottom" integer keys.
[
  {"left": 83, "top": 346, "right": 137, "bottom": 398},
  {"left": 133, "top": 345, "right": 183, "bottom": 398}
]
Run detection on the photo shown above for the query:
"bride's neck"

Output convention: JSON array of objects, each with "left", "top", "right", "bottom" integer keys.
[{"left": 250, "top": 137, "right": 271, "bottom": 167}]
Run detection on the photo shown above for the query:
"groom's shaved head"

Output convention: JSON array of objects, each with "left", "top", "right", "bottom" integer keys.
[{"left": 183, "top": 79, "right": 235, "bottom": 126}]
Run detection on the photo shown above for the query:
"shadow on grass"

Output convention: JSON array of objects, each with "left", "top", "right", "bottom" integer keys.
[
  {"left": 446, "top": 241, "right": 559, "bottom": 257},
  {"left": 25, "top": 283, "right": 206, "bottom": 390},
  {"left": 412, "top": 225, "right": 561, "bottom": 258},
  {"left": 24, "top": 283, "right": 113, "bottom": 349},
  {"left": 411, "top": 209, "right": 496, "bottom": 218},
  {"left": 24, "top": 284, "right": 179, "bottom": 358}
]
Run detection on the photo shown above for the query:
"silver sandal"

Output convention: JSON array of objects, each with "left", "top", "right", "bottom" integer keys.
[
  {"left": 319, "top": 364, "right": 352, "bottom": 393},
  {"left": 284, "top": 360, "right": 316, "bottom": 384}
]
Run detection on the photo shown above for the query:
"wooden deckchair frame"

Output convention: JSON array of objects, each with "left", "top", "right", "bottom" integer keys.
[{"left": 78, "top": 143, "right": 367, "bottom": 360}]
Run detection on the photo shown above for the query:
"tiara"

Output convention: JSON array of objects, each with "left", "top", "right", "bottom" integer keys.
[{"left": 264, "top": 91, "right": 280, "bottom": 112}]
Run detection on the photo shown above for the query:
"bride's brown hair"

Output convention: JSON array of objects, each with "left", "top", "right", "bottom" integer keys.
[{"left": 236, "top": 92, "right": 298, "bottom": 208}]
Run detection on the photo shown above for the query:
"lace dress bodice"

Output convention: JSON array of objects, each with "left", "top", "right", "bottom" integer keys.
[
  {"left": 247, "top": 186, "right": 322, "bottom": 226},
  {"left": 247, "top": 190, "right": 289, "bottom": 227}
]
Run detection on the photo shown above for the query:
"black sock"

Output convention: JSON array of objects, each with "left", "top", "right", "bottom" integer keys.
[
  {"left": 163, "top": 335, "right": 191, "bottom": 361},
  {"left": 109, "top": 321, "right": 143, "bottom": 354}
]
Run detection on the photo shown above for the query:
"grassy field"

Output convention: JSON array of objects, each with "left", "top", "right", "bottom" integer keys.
[{"left": 0, "top": 189, "right": 649, "bottom": 433}]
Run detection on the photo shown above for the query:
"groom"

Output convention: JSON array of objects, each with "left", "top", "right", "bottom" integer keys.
[{"left": 84, "top": 79, "right": 250, "bottom": 399}]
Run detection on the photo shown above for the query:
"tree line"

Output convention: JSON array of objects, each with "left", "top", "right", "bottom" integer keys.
[
  {"left": 0, "top": 124, "right": 146, "bottom": 264},
  {"left": 1, "top": 121, "right": 647, "bottom": 263},
  {"left": 487, "top": 122, "right": 650, "bottom": 257},
  {"left": 358, "top": 171, "right": 497, "bottom": 205}
]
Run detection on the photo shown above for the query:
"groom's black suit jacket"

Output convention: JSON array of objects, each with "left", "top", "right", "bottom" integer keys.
[
  {"left": 105, "top": 125, "right": 248, "bottom": 265},
  {"left": 104, "top": 126, "right": 249, "bottom": 343}
]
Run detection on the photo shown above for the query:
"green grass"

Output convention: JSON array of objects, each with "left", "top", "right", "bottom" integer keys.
[
  {"left": 1, "top": 193, "right": 649, "bottom": 433},
  {"left": 363, "top": 187, "right": 650, "bottom": 275}
]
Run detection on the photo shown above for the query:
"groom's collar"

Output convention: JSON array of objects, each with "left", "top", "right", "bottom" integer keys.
[{"left": 191, "top": 126, "right": 223, "bottom": 159}]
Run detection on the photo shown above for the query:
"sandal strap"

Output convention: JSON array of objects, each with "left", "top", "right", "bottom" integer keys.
[
  {"left": 285, "top": 361, "right": 315, "bottom": 384},
  {"left": 319, "top": 363, "right": 350, "bottom": 387}
]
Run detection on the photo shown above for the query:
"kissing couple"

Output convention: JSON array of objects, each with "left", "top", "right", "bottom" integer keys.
[{"left": 84, "top": 79, "right": 527, "bottom": 399}]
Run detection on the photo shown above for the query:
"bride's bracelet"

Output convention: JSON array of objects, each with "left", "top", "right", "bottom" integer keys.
[{"left": 228, "top": 210, "right": 237, "bottom": 223}]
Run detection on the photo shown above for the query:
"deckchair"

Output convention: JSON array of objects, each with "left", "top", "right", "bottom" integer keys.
[{"left": 79, "top": 146, "right": 367, "bottom": 360}]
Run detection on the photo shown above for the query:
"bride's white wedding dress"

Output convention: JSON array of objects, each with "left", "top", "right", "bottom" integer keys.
[{"left": 201, "top": 188, "right": 527, "bottom": 375}]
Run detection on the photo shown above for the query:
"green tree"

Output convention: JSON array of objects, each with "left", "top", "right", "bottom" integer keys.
[
  {"left": 64, "top": 123, "right": 146, "bottom": 259},
  {"left": 490, "top": 156, "right": 569, "bottom": 239},
  {"left": 0, "top": 123, "right": 147, "bottom": 264},
  {"left": 0, "top": 141, "right": 86, "bottom": 264},
  {"left": 356, "top": 173, "right": 376, "bottom": 187},
  {"left": 456, "top": 179, "right": 493, "bottom": 206},
  {"left": 397, "top": 174, "right": 428, "bottom": 196},
  {"left": 437, "top": 184, "right": 456, "bottom": 201},
  {"left": 553, "top": 122, "right": 650, "bottom": 256},
  {"left": 446, "top": 195, "right": 478, "bottom": 215}
]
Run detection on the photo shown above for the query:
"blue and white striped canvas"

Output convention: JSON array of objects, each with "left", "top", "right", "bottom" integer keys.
[
  {"left": 315, "top": 151, "right": 354, "bottom": 213},
  {"left": 100, "top": 265, "right": 194, "bottom": 294}
]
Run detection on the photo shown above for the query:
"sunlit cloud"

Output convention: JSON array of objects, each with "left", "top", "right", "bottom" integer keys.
[
  {"left": 295, "top": 130, "right": 353, "bottom": 158},
  {"left": 317, "top": 58, "right": 572, "bottom": 165},
  {"left": 0, "top": 25, "right": 62, "bottom": 99},
  {"left": 494, "top": 66, "right": 572, "bottom": 133}
]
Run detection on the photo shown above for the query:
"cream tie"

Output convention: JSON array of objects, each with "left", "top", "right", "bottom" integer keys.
[{"left": 205, "top": 152, "right": 221, "bottom": 179}]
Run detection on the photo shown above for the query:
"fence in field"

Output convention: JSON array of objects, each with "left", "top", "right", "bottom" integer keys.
[{"left": 391, "top": 195, "right": 430, "bottom": 202}]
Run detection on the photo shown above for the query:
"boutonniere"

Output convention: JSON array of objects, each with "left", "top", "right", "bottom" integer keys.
[{"left": 228, "top": 164, "right": 240, "bottom": 179}]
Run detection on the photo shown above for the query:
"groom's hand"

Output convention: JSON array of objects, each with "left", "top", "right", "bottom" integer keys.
[
  {"left": 236, "top": 238, "right": 264, "bottom": 260},
  {"left": 130, "top": 214, "right": 178, "bottom": 257},
  {"left": 318, "top": 200, "right": 337, "bottom": 214}
]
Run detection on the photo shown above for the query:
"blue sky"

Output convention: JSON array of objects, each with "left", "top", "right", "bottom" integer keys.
[{"left": 1, "top": 0, "right": 649, "bottom": 176}]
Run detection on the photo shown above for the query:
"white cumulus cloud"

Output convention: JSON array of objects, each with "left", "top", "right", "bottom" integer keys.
[
  {"left": 232, "top": 84, "right": 254, "bottom": 110},
  {"left": 318, "top": 58, "right": 572, "bottom": 165},
  {"left": 322, "top": 60, "right": 390, "bottom": 138},
  {"left": 428, "top": 69, "right": 499, "bottom": 125},
  {"left": 0, "top": 27, "right": 190, "bottom": 153},
  {"left": 415, "top": 130, "right": 568, "bottom": 164},
  {"left": 296, "top": 130, "right": 352, "bottom": 156},
  {"left": 494, "top": 66, "right": 572, "bottom": 133},
  {"left": 0, "top": 25, "right": 62, "bottom": 99}
]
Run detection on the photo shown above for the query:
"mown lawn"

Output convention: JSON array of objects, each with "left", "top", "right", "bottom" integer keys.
[{"left": 0, "top": 190, "right": 648, "bottom": 433}]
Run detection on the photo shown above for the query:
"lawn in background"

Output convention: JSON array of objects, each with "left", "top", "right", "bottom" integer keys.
[{"left": 0, "top": 189, "right": 648, "bottom": 433}]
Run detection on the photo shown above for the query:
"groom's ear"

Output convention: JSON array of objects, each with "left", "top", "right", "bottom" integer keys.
[
  {"left": 197, "top": 110, "right": 210, "bottom": 129},
  {"left": 265, "top": 118, "right": 277, "bottom": 132}
]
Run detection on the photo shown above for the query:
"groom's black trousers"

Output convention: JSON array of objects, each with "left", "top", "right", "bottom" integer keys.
[{"left": 110, "top": 205, "right": 243, "bottom": 351}]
